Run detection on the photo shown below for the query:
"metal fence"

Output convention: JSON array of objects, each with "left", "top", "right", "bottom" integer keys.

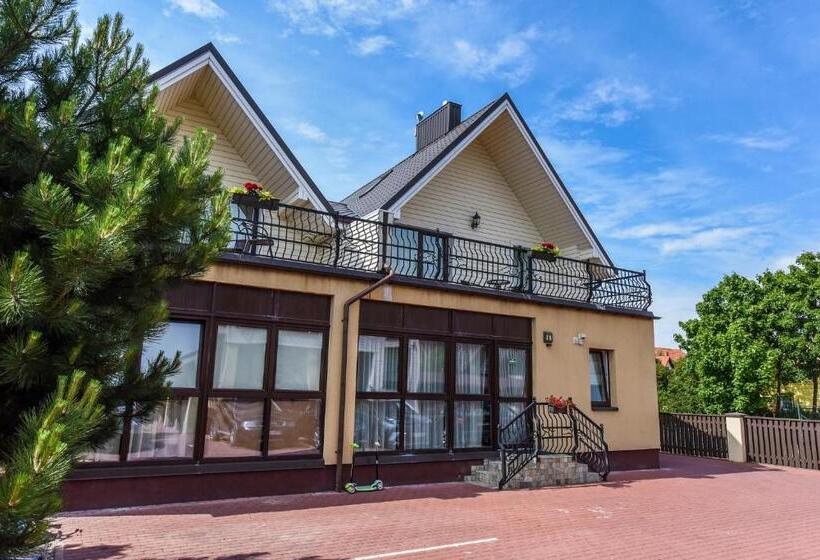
[
  {"left": 228, "top": 195, "right": 652, "bottom": 312},
  {"left": 659, "top": 413, "right": 728, "bottom": 458},
  {"left": 745, "top": 416, "right": 820, "bottom": 470}
]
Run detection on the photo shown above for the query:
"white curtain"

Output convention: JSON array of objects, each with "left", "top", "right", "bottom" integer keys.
[
  {"left": 356, "top": 336, "right": 399, "bottom": 392},
  {"left": 354, "top": 399, "right": 400, "bottom": 450},
  {"left": 275, "top": 330, "right": 322, "bottom": 391},
  {"left": 407, "top": 339, "right": 445, "bottom": 393},
  {"left": 128, "top": 398, "right": 198, "bottom": 460},
  {"left": 213, "top": 325, "right": 267, "bottom": 389},
  {"left": 454, "top": 401, "right": 489, "bottom": 448},
  {"left": 498, "top": 347, "right": 526, "bottom": 398},
  {"left": 589, "top": 351, "right": 609, "bottom": 403},
  {"left": 404, "top": 400, "right": 446, "bottom": 449},
  {"left": 455, "top": 343, "right": 488, "bottom": 394}
]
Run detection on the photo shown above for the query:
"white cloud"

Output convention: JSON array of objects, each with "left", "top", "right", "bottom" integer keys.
[
  {"left": 267, "top": 0, "right": 423, "bottom": 36},
  {"left": 354, "top": 35, "right": 393, "bottom": 56},
  {"left": 659, "top": 226, "right": 756, "bottom": 255},
  {"left": 612, "top": 223, "right": 701, "bottom": 240},
  {"left": 705, "top": 129, "right": 795, "bottom": 151},
  {"left": 557, "top": 79, "right": 653, "bottom": 126},
  {"left": 213, "top": 32, "right": 241, "bottom": 44},
  {"left": 447, "top": 26, "right": 540, "bottom": 85},
  {"left": 167, "top": 0, "right": 225, "bottom": 19},
  {"left": 285, "top": 120, "right": 329, "bottom": 143}
]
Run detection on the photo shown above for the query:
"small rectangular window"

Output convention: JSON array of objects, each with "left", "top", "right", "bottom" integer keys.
[
  {"left": 141, "top": 321, "right": 202, "bottom": 388},
  {"left": 213, "top": 325, "right": 267, "bottom": 389},
  {"left": 455, "top": 343, "right": 489, "bottom": 395},
  {"left": 204, "top": 398, "right": 264, "bottom": 457},
  {"left": 128, "top": 397, "right": 198, "bottom": 460},
  {"left": 275, "top": 330, "right": 323, "bottom": 391},
  {"left": 354, "top": 399, "right": 400, "bottom": 451},
  {"left": 589, "top": 350, "right": 611, "bottom": 407},
  {"left": 268, "top": 399, "right": 321, "bottom": 456},
  {"left": 406, "top": 339, "right": 445, "bottom": 393},
  {"left": 356, "top": 336, "right": 400, "bottom": 392},
  {"left": 404, "top": 399, "right": 446, "bottom": 449}
]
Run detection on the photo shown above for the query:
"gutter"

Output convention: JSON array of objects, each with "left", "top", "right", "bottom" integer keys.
[{"left": 334, "top": 266, "right": 395, "bottom": 491}]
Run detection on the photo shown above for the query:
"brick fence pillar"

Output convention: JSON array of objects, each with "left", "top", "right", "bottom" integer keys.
[{"left": 724, "top": 413, "right": 747, "bottom": 463}]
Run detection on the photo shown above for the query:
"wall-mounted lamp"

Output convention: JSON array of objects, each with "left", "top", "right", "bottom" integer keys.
[
  {"left": 573, "top": 333, "right": 587, "bottom": 346},
  {"left": 543, "top": 331, "right": 554, "bottom": 346},
  {"left": 470, "top": 211, "right": 481, "bottom": 229}
]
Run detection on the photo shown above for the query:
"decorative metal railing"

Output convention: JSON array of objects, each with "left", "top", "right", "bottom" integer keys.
[
  {"left": 228, "top": 194, "right": 652, "bottom": 311},
  {"left": 498, "top": 401, "right": 610, "bottom": 489}
]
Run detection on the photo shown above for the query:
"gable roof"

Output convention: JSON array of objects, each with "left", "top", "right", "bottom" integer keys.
[
  {"left": 341, "top": 93, "right": 613, "bottom": 266},
  {"left": 149, "top": 43, "right": 332, "bottom": 213}
]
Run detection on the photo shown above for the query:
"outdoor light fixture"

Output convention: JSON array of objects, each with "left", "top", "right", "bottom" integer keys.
[
  {"left": 543, "top": 331, "right": 554, "bottom": 346},
  {"left": 471, "top": 211, "right": 481, "bottom": 229}
]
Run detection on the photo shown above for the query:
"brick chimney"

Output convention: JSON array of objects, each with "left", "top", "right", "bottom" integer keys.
[{"left": 415, "top": 101, "right": 462, "bottom": 151}]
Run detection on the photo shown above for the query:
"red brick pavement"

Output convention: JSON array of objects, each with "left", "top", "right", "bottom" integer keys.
[{"left": 56, "top": 454, "right": 820, "bottom": 560}]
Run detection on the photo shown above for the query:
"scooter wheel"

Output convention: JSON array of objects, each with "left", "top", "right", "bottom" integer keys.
[
  {"left": 344, "top": 483, "right": 356, "bottom": 494},
  {"left": 374, "top": 480, "right": 384, "bottom": 490}
]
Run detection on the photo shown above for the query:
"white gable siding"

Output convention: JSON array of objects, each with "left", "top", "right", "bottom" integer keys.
[
  {"left": 398, "top": 140, "right": 542, "bottom": 248},
  {"left": 164, "top": 98, "right": 261, "bottom": 188}
]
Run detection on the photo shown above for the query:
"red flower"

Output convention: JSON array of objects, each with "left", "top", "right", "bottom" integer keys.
[
  {"left": 542, "top": 242, "right": 555, "bottom": 250},
  {"left": 244, "top": 182, "right": 262, "bottom": 192}
]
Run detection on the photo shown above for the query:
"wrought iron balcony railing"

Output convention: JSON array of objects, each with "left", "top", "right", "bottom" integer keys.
[{"left": 228, "top": 194, "right": 652, "bottom": 312}]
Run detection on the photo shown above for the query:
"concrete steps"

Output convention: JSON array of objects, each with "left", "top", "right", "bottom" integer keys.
[{"left": 464, "top": 454, "right": 601, "bottom": 490}]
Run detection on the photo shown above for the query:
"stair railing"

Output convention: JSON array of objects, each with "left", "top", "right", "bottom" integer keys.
[
  {"left": 567, "top": 404, "right": 610, "bottom": 480},
  {"left": 498, "top": 401, "right": 539, "bottom": 489},
  {"left": 497, "top": 400, "right": 610, "bottom": 489}
]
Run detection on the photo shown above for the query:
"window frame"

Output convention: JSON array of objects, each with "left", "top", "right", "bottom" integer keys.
[
  {"left": 80, "top": 312, "right": 329, "bottom": 468},
  {"left": 588, "top": 349, "right": 612, "bottom": 408},
  {"left": 355, "top": 328, "right": 532, "bottom": 456}
]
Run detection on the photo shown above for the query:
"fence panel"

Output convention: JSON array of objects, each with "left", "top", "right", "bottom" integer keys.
[
  {"left": 659, "top": 413, "right": 728, "bottom": 458},
  {"left": 745, "top": 416, "right": 820, "bottom": 470}
]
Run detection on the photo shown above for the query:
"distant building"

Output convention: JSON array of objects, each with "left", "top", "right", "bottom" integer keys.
[{"left": 655, "top": 347, "right": 686, "bottom": 370}]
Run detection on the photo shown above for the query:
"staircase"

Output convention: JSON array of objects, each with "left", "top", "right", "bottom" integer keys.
[
  {"left": 465, "top": 454, "right": 601, "bottom": 489},
  {"left": 466, "top": 401, "right": 610, "bottom": 490}
]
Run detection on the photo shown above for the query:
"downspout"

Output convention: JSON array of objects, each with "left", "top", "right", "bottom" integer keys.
[{"left": 335, "top": 266, "right": 395, "bottom": 491}]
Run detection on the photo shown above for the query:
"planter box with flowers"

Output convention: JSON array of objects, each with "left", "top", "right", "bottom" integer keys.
[
  {"left": 531, "top": 242, "right": 560, "bottom": 262},
  {"left": 546, "top": 394, "right": 571, "bottom": 413},
  {"left": 229, "top": 182, "right": 279, "bottom": 210}
]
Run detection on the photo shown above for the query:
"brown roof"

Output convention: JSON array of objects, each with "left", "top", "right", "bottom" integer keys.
[{"left": 655, "top": 347, "right": 686, "bottom": 367}]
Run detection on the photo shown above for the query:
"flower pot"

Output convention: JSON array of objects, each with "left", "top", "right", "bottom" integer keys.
[{"left": 230, "top": 192, "right": 278, "bottom": 210}]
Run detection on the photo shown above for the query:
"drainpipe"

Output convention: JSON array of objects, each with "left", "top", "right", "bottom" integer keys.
[{"left": 335, "top": 266, "right": 395, "bottom": 491}]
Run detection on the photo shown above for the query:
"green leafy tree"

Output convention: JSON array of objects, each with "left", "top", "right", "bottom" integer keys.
[
  {"left": 782, "top": 253, "right": 820, "bottom": 413},
  {"left": 656, "top": 357, "right": 700, "bottom": 413},
  {"left": 0, "top": 0, "right": 230, "bottom": 554},
  {"left": 675, "top": 274, "right": 774, "bottom": 414}
]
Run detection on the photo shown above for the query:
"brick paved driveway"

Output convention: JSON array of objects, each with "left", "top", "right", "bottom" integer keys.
[{"left": 57, "top": 454, "right": 820, "bottom": 560}]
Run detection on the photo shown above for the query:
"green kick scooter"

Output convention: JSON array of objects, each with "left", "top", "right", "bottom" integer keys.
[{"left": 344, "top": 441, "right": 384, "bottom": 494}]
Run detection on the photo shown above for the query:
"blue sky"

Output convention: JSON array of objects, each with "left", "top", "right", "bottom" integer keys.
[{"left": 78, "top": 0, "right": 820, "bottom": 346}]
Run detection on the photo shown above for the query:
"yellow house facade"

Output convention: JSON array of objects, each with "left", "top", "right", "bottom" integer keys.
[{"left": 65, "top": 44, "right": 659, "bottom": 509}]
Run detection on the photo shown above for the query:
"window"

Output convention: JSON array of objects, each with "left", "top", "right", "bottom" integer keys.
[
  {"left": 354, "top": 334, "right": 531, "bottom": 454},
  {"left": 81, "top": 313, "right": 327, "bottom": 465},
  {"left": 205, "top": 325, "right": 326, "bottom": 459},
  {"left": 589, "top": 350, "right": 611, "bottom": 407}
]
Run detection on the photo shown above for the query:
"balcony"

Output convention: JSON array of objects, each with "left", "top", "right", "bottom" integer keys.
[{"left": 227, "top": 194, "right": 652, "bottom": 313}]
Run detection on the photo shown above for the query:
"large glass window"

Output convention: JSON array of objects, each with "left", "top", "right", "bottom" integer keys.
[
  {"left": 275, "top": 330, "right": 323, "bottom": 391},
  {"left": 213, "top": 325, "right": 267, "bottom": 389},
  {"left": 589, "top": 350, "right": 611, "bottom": 407},
  {"left": 354, "top": 334, "right": 531, "bottom": 454}
]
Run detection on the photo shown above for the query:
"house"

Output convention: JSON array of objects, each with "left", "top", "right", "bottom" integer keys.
[
  {"left": 65, "top": 44, "right": 660, "bottom": 509},
  {"left": 655, "top": 347, "right": 686, "bottom": 370}
]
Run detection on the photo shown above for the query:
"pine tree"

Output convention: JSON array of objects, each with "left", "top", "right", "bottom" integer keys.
[{"left": 0, "top": 0, "right": 230, "bottom": 553}]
